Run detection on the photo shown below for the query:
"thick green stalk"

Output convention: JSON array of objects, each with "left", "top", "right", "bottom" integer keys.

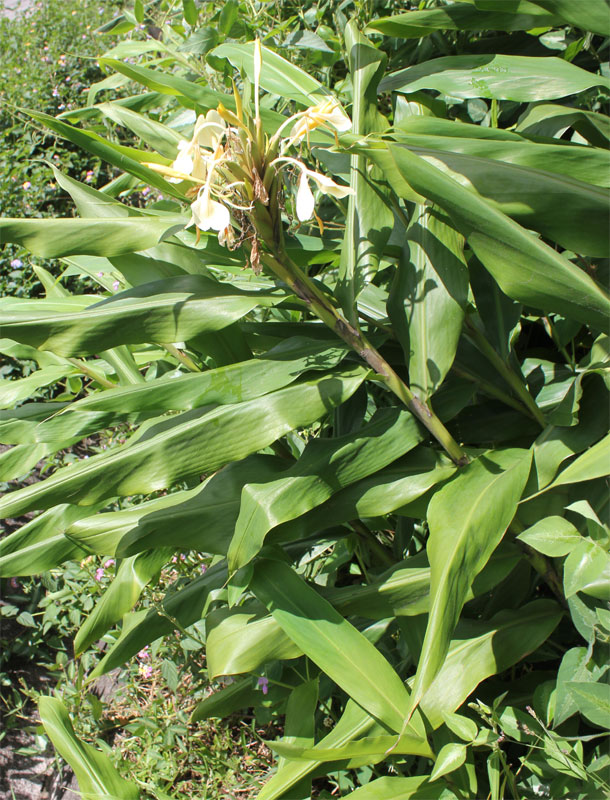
[{"left": 260, "top": 247, "right": 469, "bottom": 466}]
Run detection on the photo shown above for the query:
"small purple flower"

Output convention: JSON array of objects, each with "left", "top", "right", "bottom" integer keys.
[
  {"left": 22, "top": 181, "right": 31, "bottom": 190},
  {"left": 9, "top": 578, "right": 20, "bottom": 590},
  {"left": 10, "top": 259, "right": 23, "bottom": 268},
  {"left": 52, "top": 87, "right": 59, "bottom": 97},
  {"left": 257, "top": 676, "right": 269, "bottom": 695},
  {"left": 85, "top": 170, "right": 94, "bottom": 183},
  {"left": 141, "top": 187, "right": 150, "bottom": 197},
  {"left": 112, "top": 281, "right": 120, "bottom": 291},
  {"left": 201, "top": 564, "right": 208, "bottom": 574},
  {"left": 95, "top": 567, "right": 104, "bottom": 581},
  {"left": 103, "top": 558, "right": 115, "bottom": 569},
  {"left": 96, "top": 271, "right": 104, "bottom": 278},
  {"left": 137, "top": 647, "right": 149, "bottom": 660}
]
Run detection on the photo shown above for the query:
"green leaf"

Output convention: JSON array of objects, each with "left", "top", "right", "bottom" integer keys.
[
  {"left": 389, "top": 131, "right": 610, "bottom": 257},
  {"left": 0, "top": 504, "right": 96, "bottom": 577},
  {"left": 228, "top": 408, "right": 425, "bottom": 572},
  {"left": 38, "top": 697, "right": 139, "bottom": 800},
  {"left": 268, "top": 732, "right": 433, "bottom": 761},
  {"left": 0, "top": 366, "right": 78, "bottom": 408},
  {"left": 516, "top": 103, "right": 610, "bottom": 148},
  {"left": 343, "top": 776, "right": 433, "bottom": 799},
  {"left": 566, "top": 682, "right": 610, "bottom": 728},
  {"left": 182, "top": 0, "right": 198, "bottom": 25},
  {"left": 90, "top": 563, "right": 228, "bottom": 677},
  {"left": 0, "top": 368, "right": 366, "bottom": 517},
  {"left": 68, "top": 455, "right": 283, "bottom": 558},
  {"left": 23, "top": 109, "right": 186, "bottom": 200},
  {"left": 441, "top": 711, "right": 478, "bottom": 742},
  {"left": 362, "top": 143, "right": 610, "bottom": 330},
  {"left": 337, "top": 22, "right": 392, "bottom": 323},
  {"left": 9, "top": 338, "right": 347, "bottom": 444},
  {"left": 367, "top": 3, "right": 559, "bottom": 38},
  {"left": 394, "top": 118, "right": 609, "bottom": 187},
  {"left": 410, "top": 448, "right": 532, "bottom": 711},
  {"left": 95, "top": 102, "right": 183, "bottom": 159},
  {"left": 0, "top": 217, "right": 181, "bottom": 259},
  {"left": 206, "top": 606, "right": 302, "bottom": 678},
  {"left": 191, "top": 678, "right": 260, "bottom": 722},
  {"left": 517, "top": 516, "right": 582, "bottom": 556},
  {"left": 388, "top": 206, "right": 468, "bottom": 399},
  {"left": 563, "top": 540, "right": 610, "bottom": 600},
  {"left": 555, "top": 646, "right": 608, "bottom": 726},
  {"left": 279, "top": 678, "right": 318, "bottom": 773},
  {"left": 379, "top": 55, "right": 609, "bottom": 101},
  {"left": 257, "top": 700, "right": 378, "bottom": 800},
  {"left": 544, "top": 434, "right": 610, "bottom": 491},
  {"left": 250, "top": 558, "right": 426, "bottom": 741},
  {"left": 210, "top": 41, "right": 330, "bottom": 107},
  {"left": 74, "top": 549, "right": 172, "bottom": 655},
  {"left": 1, "top": 276, "right": 275, "bottom": 356},
  {"left": 274, "top": 448, "right": 456, "bottom": 545},
  {"left": 430, "top": 742, "right": 467, "bottom": 781},
  {"left": 419, "top": 600, "right": 562, "bottom": 728},
  {"left": 527, "top": 0, "right": 610, "bottom": 36},
  {"left": 0, "top": 444, "right": 54, "bottom": 483}
]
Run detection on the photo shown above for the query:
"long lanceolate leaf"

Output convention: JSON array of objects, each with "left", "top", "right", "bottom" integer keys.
[
  {"left": 1, "top": 338, "right": 348, "bottom": 444},
  {"left": 0, "top": 275, "right": 276, "bottom": 356},
  {"left": 0, "top": 367, "right": 367, "bottom": 518},
  {"left": 0, "top": 217, "right": 181, "bottom": 258},
  {"left": 38, "top": 697, "right": 139, "bottom": 800},
  {"left": 228, "top": 408, "right": 425, "bottom": 572},
  {"left": 362, "top": 143, "right": 610, "bottom": 329},
  {"left": 250, "top": 558, "right": 428, "bottom": 742},
  {"left": 409, "top": 449, "right": 532, "bottom": 714},
  {"left": 378, "top": 54, "right": 610, "bottom": 100}
]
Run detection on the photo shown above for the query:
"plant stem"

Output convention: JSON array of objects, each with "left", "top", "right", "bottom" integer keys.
[
  {"left": 260, "top": 248, "right": 469, "bottom": 466},
  {"left": 162, "top": 343, "right": 202, "bottom": 372},
  {"left": 465, "top": 319, "right": 546, "bottom": 428},
  {"left": 67, "top": 358, "right": 115, "bottom": 389}
]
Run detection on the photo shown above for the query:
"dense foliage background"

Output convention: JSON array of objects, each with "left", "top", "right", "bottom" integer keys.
[{"left": 1, "top": 0, "right": 609, "bottom": 798}]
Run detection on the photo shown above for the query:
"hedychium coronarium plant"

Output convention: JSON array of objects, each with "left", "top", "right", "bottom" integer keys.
[{"left": 148, "top": 40, "right": 468, "bottom": 467}]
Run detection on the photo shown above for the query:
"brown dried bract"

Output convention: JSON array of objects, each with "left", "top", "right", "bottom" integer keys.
[{"left": 251, "top": 168, "right": 269, "bottom": 205}]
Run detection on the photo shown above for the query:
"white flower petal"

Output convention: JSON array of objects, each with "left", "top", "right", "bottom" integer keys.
[
  {"left": 296, "top": 172, "right": 315, "bottom": 221},
  {"left": 168, "top": 141, "right": 195, "bottom": 182},
  {"left": 326, "top": 106, "right": 352, "bottom": 132},
  {"left": 306, "top": 169, "right": 354, "bottom": 199},
  {"left": 189, "top": 189, "right": 230, "bottom": 231}
]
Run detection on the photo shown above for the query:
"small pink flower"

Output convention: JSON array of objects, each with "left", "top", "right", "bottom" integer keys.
[
  {"left": 52, "top": 88, "right": 59, "bottom": 97},
  {"left": 138, "top": 664, "right": 153, "bottom": 679},
  {"left": 201, "top": 564, "right": 208, "bottom": 574},
  {"left": 103, "top": 559, "right": 115, "bottom": 568},
  {"left": 137, "top": 647, "right": 149, "bottom": 660},
  {"left": 112, "top": 281, "right": 120, "bottom": 291},
  {"left": 141, "top": 186, "right": 150, "bottom": 197},
  {"left": 22, "top": 181, "right": 31, "bottom": 190},
  {"left": 97, "top": 271, "right": 104, "bottom": 278},
  {"left": 85, "top": 170, "right": 94, "bottom": 183},
  {"left": 257, "top": 676, "right": 269, "bottom": 695},
  {"left": 95, "top": 567, "right": 105, "bottom": 581},
  {"left": 9, "top": 578, "right": 20, "bottom": 590},
  {"left": 10, "top": 259, "right": 23, "bottom": 268}
]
